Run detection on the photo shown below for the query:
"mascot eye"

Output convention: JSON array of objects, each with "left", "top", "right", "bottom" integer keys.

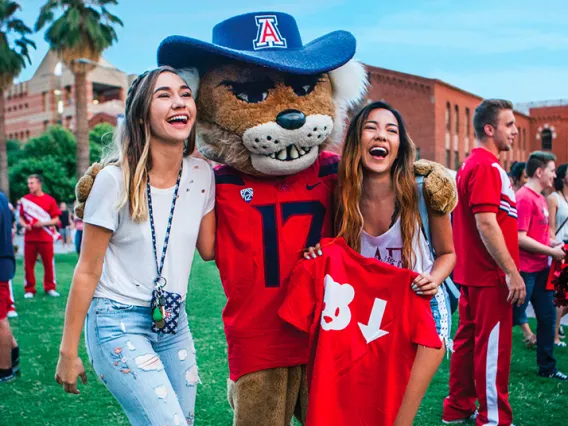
[
  {"left": 236, "top": 91, "right": 268, "bottom": 103},
  {"left": 286, "top": 74, "right": 323, "bottom": 97}
]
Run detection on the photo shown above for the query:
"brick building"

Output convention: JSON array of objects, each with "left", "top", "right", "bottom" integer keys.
[
  {"left": 4, "top": 51, "right": 129, "bottom": 142},
  {"left": 4, "top": 56, "right": 567, "bottom": 168},
  {"left": 365, "top": 65, "right": 567, "bottom": 169}
]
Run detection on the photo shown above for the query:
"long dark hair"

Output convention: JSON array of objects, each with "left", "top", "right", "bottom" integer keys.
[
  {"left": 336, "top": 101, "right": 419, "bottom": 267},
  {"left": 555, "top": 164, "right": 568, "bottom": 192}
]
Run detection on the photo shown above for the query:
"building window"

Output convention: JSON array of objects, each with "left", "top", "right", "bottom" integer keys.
[
  {"left": 445, "top": 102, "right": 451, "bottom": 131},
  {"left": 454, "top": 105, "right": 459, "bottom": 134},
  {"left": 523, "top": 129, "right": 527, "bottom": 153},
  {"left": 20, "top": 131, "right": 24, "bottom": 139},
  {"left": 25, "top": 103, "right": 28, "bottom": 109},
  {"left": 26, "top": 130, "right": 30, "bottom": 138},
  {"left": 465, "top": 108, "right": 471, "bottom": 136},
  {"left": 454, "top": 151, "right": 460, "bottom": 170},
  {"left": 542, "top": 129, "right": 553, "bottom": 150},
  {"left": 43, "top": 120, "right": 49, "bottom": 131},
  {"left": 416, "top": 147, "right": 421, "bottom": 160},
  {"left": 446, "top": 149, "right": 451, "bottom": 168}
]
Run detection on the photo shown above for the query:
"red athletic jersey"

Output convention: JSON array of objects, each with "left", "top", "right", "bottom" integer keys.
[
  {"left": 214, "top": 152, "right": 339, "bottom": 381},
  {"left": 19, "top": 193, "right": 61, "bottom": 243},
  {"left": 453, "top": 148, "right": 519, "bottom": 287},
  {"left": 279, "top": 238, "right": 442, "bottom": 426}
]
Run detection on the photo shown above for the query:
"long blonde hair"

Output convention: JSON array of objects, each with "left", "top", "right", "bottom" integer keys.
[
  {"left": 103, "top": 66, "right": 196, "bottom": 222},
  {"left": 336, "top": 101, "right": 420, "bottom": 268}
]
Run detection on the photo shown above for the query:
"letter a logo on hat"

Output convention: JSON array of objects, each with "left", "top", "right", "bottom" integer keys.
[{"left": 253, "top": 15, "right": 287, "bottom": 50}]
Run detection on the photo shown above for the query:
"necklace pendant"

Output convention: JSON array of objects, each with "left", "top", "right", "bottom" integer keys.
[{"left": 152, "top": 306, "right": 164, "bottom": 322}]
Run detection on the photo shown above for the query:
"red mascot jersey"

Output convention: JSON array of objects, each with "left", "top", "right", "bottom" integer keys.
[
  {"left": 214, "top": 151, "right": 339, "bottom": 381},
  {"left": 279, "top": 238, "right": 442, "bottom": 426}
]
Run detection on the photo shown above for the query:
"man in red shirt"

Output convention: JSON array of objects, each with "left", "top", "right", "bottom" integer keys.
[
  {"left": 18, "top": 175, "right": 61, "bottom": 298},
  {"left": 514, "top": 151, "right": 567, "bottom": 380},
  {"left": 443, "top": 99, "right": 526, "bottom": 426},
  {"left": 279, "top": 238, "right": 442, "bottom": 426}
]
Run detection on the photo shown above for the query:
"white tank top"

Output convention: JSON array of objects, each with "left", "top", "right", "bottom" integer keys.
[
  {"left": 551, "top": 191, "right": 568, "bottom": 242},
  {"left": 360, "top": 217, "right": 434, "bottom": 274}
]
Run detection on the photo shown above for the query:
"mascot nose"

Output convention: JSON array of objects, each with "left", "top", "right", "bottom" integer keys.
[{"left": 276, "top": 109, "right": 306, "bottom": 130}]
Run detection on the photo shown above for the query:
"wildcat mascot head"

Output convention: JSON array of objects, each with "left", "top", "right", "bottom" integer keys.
[{"left": 157, "top": 11, "right": 367, "bottom": 176}]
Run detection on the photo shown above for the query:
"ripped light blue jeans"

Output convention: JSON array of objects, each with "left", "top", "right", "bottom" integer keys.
[{"left": 85, "top": 297, "right": 198, "bottom": 426}]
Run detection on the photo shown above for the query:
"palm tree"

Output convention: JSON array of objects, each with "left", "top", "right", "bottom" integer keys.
[
  {"left": 0, "top": 0, "right": 35, "bottom": 198},
  {"left": 35, "top": 0, "right": 122, "bottom": 179}
]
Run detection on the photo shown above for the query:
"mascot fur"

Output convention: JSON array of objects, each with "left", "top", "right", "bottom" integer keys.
[{"left": 76, "top": 11, "right": 457, "bottom": 426}]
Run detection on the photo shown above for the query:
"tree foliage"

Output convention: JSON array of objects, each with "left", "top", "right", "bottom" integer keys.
[
  {"left": 0, "top": 0, "right": 36, "bottom": 87},
  {"left": 7, "top": 123, "right": 115, "bottom": 204}
]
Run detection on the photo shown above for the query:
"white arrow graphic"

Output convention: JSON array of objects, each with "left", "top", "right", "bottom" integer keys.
[{"left": 358, "top": 298, "right": 389, "bottom": 344}]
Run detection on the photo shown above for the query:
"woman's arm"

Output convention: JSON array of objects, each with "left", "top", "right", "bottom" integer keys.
[
  {"left": 394, "top": 344, "right": 446, "bottom": 426},
  {"left": 196, "top": 209, "right": 216, "bottom": 261},
  {"left": 413, "top": 210, "right": 456, "bottom": 296},
  {"left": 547, "top": 193, "right": 558, "bottom": 241},
  {"left": 55, "top": 223, "right": 112, "bottom": 394}
]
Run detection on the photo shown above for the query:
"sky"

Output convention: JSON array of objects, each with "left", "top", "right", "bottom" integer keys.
[{"left": 12, "top": 0, "right": 568, "bottom": 104}]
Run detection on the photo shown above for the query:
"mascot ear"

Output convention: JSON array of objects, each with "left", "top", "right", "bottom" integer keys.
[
  {"left": 328, "top": 60, "right": 369, "bottom": 145},
  {"left": 329, "top": 59, "right": 368, "bottom": 107},
  {"left": 414, "top": 159, "right": 458, "bottom": 215},
  {"left": 74, "top": 163, "right": 104, "bottom": 219},
  {"left": 176, "top": 67, "right": 200, "bottom": 99}
]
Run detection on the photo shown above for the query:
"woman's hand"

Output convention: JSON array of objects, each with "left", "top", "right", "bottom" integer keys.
[
  {"left": 55, "top": 353, "right": 88, "bottom": 394},
  {"left": 411, "top": 273, "right": 440, "bottom": 296},
  {"left": 303, "top": 243, "right": 323, "bottom": 260}
]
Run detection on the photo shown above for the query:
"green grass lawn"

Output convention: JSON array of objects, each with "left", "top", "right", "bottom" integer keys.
[{"left": 0, "top": 254, "right": 566, "bottom": 425}]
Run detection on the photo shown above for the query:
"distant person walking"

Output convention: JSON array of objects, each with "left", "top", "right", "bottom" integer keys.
[
  {"left": 73, "top": 202, "right": 84, "bottom": 255},
  {"left": 19, "top": 175, "right": 61, "bottom": 298},
  {"left": 0, "top": 191, "right": 20, "bottom": 383},
  {"left": 514, "top": 152, "right": 567, "bottom": 380},
  {"left": 548, "top": 163, "right": 568, "bottom": 347},
  {"left": 58, "top": 202, "right": 72, "bottom": 252}
]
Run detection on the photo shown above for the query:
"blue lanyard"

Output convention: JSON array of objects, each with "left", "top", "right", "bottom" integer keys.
[{"left": 146, "top": 161, "right": 183, "bottom": 288}]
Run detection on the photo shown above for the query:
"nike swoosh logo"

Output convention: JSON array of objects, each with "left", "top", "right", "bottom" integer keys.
[{"left": 306, "top": 182, "right": 322, "bottom": 191}]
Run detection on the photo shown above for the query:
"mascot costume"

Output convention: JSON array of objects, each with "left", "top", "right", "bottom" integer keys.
[{"left": 75, "top": 11, "right": 457, "bottom": 426}]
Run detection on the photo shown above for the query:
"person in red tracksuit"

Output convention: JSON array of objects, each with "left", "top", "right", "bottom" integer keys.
[
  {"left": 443, "top": 99, "right": 526, "bottom": 426},
  {"left": 18, "top": 174, "right": 61, "bottom": 298}
]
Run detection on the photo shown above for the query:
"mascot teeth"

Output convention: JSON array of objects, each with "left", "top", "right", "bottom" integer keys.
[
  {"left": 270, "top": 145, "right": 311, "bottom": 161},
  {"left": 289, "top": 145, "right": 299, "bottom": 159}
]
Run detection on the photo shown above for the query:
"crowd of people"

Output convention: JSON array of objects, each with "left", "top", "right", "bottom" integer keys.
[{"left": 0, "top": 68, "right": 566, "bottom": 425}]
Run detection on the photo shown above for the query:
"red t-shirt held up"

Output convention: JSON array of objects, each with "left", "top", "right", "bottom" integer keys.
[
  {"left": 516, "top": 185, "right": 550, "bottom": 273},
  {"left": 279, "top": 238, "right": 442, "bottom": 426},
  {"left": 453, "top": 148, "right": 519, "bottom": 286}
]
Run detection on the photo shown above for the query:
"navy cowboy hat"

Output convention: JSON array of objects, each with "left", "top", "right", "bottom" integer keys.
[{"left": 157, "top": 11, "right": 356, "bottom": 75}]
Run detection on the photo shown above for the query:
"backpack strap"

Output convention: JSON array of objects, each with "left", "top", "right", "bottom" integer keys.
[{"left": 416, "top": 176, "right": 461, "bottom": 302}]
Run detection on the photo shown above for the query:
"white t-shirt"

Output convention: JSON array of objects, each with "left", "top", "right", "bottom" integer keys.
[
  {"left": 83, "top": 156, "right": 215, "bottom": 306},
  {"left": 360, "top": 217, "right": 433, "bottom": 274},
  {"left": 551, "top": 191, "right": 568, "bottom": 243}
]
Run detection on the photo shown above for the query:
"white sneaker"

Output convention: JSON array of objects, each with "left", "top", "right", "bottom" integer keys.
[
  {"left": 24, "top": 292, "right": 34, "bottom": 299},
  {"left": 46, "top": 290, "right": 60, "bottom": 297},
  {"left": 7, "top": 311, "right": 18, "bottom": 318}
]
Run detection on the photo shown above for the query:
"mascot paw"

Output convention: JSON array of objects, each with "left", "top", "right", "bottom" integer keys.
[
  {"left": 414, "top": 159, "right": 458, "bottom": 215},
  {"left": 74, "top": 162, "right": 103, "bottom": 219}
]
